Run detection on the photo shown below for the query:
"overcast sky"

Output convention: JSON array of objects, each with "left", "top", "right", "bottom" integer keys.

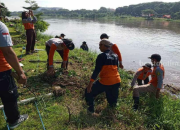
[{"left": 1, "top": 0, "right": 180, "bottom": 11}]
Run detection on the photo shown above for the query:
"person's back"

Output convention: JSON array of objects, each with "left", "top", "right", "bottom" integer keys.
[{"left": 97, "top": 50, "right": 120, "bottom": 85}]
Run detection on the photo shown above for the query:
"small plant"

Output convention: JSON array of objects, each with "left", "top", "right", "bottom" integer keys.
[{"left": 68, "top": 70, "right": 77, "bottom": 77}]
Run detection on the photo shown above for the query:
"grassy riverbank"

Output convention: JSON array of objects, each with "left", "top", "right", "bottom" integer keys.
[{"left": 0, "top": 24, "right": 180, "bottom": 130}]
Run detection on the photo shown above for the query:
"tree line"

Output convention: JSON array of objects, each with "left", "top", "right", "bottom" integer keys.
[{"left": 9, "top": 1, "right": 180, "bottom": 19}]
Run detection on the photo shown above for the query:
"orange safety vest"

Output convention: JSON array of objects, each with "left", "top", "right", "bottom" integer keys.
[
  {"left": 23, "top": 23, "right": 34, "bottom": 30},
  {"left": 137, "top": 68, "right": 152, "bottom": 80},
  {"left": 149, "top": 64, "right": 164, "bottom": 87},
  {"left": 0, "top": 49, "right": 12, "bottom": 72}
]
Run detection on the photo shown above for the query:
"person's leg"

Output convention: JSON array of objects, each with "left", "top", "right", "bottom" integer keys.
[
  {"left": 1, "top": 90, "right": 20, "bottom": 124},
  {"left": 26, "top": 29, "right": 33, "bottom": 54},
  {"left": 105, "top": 83, "right": 120, "bottom": 108},
  {"left": 30, "top": 30, "right": 36, "bottom": 52},
  {"left": 0, "top": 70, "right": 20, "bottom": 124},
  {"left": 85, "top": 80, "right": 105, "bottom": 113},
  {"left": 133, "top": 84, "right": 157, "bottom": 110},
  {"left": 46, "top": 45, "right": 50, "bottom": 70},
  {"left": 137, "top": 79, "right": 143, "bottom": 85},
  {"left": 144, "top": 77, "right": 149, "bottom": 85},
  {"left": 57, "top": 50, "right": 69, "bottom": 69}
]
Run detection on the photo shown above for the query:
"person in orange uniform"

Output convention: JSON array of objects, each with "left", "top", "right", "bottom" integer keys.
[
  {"left": 131, "top": 63, "right": 152, "bottom": 87},
  {"left": 100, "top": 33, "right": 124, "bottom": 69},
  {"left": 45, "top": 38, "right": 75, "bottom": 75},
  {"left": 22, "top": 10, "right": 37, "bottom": 55},
  {"left": 0, "top": 3, "right": 28, "bottom": 129},
  {"left": 85, "top": 39, "right": 121, "bottom": 115},
  {"left": 132, "top": 54, "right": 165, "bottom": 111}
]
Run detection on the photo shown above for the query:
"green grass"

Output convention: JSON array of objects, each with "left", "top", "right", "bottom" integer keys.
[{"left": 0, "top": 25, "right": 180, "bottom": 130}]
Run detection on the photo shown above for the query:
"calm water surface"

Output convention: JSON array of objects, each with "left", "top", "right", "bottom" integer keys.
[{"left": 43, "top": 18, "right": 180, "bottom": 87}]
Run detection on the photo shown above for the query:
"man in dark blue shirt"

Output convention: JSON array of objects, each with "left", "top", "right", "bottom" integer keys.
[{"left": 85, "top": 39, "right": 121, "bottom": 116}]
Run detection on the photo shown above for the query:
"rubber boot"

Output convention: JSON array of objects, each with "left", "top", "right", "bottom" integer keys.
[{"left": 133, "top": 97, "right": 139, "bottom": 111}]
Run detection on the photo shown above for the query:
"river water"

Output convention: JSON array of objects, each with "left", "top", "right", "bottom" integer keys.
[{"left": 43, "top": 18, "right": 180, "bottom": 87}]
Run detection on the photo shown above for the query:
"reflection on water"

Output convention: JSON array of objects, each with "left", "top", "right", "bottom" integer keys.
[{"left": 43, "top": 18, "right": 180, "bottom": 87}]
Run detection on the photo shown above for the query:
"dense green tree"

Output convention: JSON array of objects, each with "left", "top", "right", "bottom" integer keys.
[
  {"left": 142, "top": 9, "right": 155, "bottom": 15},
  {"left": 0, "top": 3, "right": 11, "bottom": 18}
]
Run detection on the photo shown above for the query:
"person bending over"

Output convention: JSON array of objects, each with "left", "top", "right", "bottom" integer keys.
[{"left": 45, "top": 38, "right": 75, "bottom": 75}]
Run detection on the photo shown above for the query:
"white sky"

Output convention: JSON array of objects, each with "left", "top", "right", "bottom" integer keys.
[{"left": 1, "top": 0, "right": 180, "bottom": 12}]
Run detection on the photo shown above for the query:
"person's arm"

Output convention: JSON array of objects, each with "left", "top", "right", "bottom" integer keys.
[
  {"left": 0, "top": 46, "right": 26, "bottom": 84},
  {"left": 63, "top": 49, "right": 69, "bottom": 68},
  {"left": 111, "top": 44, "right": 123, "bottom": 69},
  {"left": 22, "top": 11, "right": 37, "bottom": 24},
  {"left": 47, "top": 44, "right": 57, "bottom": 75},
  {"left": 22, "top": 16, "right": 37, "bottom": 23},
  {"left": 131, "top": 70, "right": 142, "bottom": 87},
  {"left": 31, "top": 16, "right": 37, "bottom": 23},
  {"left": 87, "top": 54, "right": 104, "bottom": 93},
  {"left": 156, "top": 68, "right": 164, "bottom": 98}
]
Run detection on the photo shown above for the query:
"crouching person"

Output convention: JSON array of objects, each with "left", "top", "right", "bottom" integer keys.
[
  {"left": 85, "top": 39, "right": 121, "bottom": 116},
  {"left": 131, "top": 63, "right": 152, "bottom": 87},
  {"left": 45, "top": 38, "right": 75, "bottom": 75},
  {"left": 132, "top": 54, "right": 164, "bottom": 111}
]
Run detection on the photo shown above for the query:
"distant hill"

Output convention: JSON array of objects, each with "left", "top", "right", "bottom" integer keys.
[
  {"left": 10, "top": 2, "right": 180, "bottom": 19},
  {"left": 10, "top": 7, "right": 63, "bottom": 16},
  {"left": 36, "top": 7, "right": 63, "bottom": 11}
]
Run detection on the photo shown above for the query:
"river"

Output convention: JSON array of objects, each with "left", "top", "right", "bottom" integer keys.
[{"left": 43, "top": 18, "right": 180, "bottom": 87}]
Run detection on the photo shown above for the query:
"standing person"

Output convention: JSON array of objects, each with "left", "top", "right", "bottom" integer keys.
[
  {"left": 60, "top": 33, "right": 65, "bottom": 39},
  {"left": 85, "top": 39, "right": 121, "bottom": 115},
  {"left": 131, "top": 63, "right": 152, "bottom": 87},
  {"left": 100, "top": 33, "right": 124, "bottom": 69},
  {"left": 22, "top": 10, "right": 37, "bottom": 55},
  {"left": 132, "top": 54, "right": 164, "bottom": 111},
  {"left": 80, "top": 41, "right": 89, "bottom": 51},
  {"left": 46, "top": 38, "right": 75, "bottom": 74},
  {"left": 0, "top": 3, "right": 28, "bottom": 129}
]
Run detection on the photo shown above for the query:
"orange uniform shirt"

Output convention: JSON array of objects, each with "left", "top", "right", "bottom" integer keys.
[{"left": 0, "top": 22, "right": 13, "bottom": 72}]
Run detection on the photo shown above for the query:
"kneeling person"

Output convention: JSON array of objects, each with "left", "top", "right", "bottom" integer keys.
[
  {"left": 46, "top": 38, "right": 75, "bottom": 75},
  {"left": 131, "top": 63, "right": 152, "bottom": 87},
  {"left": 132, "top": 54, "right": 164, "bottom": 111},
  {"left": 85, "top": 39, "right": 121, "bottom": 115}
]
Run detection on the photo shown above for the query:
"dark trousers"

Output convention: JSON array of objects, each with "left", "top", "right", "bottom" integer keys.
[
  {"left": 0, "top": 70, "right": 20, "bottom": 124},
  {"left": 137, "top": 77, "right": 149, "bottom": 85},
  {"left": 85, "top": 80, "right": 120, "bottom": 112},
  {"left": 26, "top": 29, "right": 36, "bottom": 53},
  {"left": 45, "top": 45, "right": 69, "bottom": 69}
]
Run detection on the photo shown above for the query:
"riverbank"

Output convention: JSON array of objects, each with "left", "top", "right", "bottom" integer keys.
[
  {"left": 0, "top": 24, "right": 180, "bottom": 130},
  {"left": 40, "top": 15, "right": 180, "bottom": 23}
]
